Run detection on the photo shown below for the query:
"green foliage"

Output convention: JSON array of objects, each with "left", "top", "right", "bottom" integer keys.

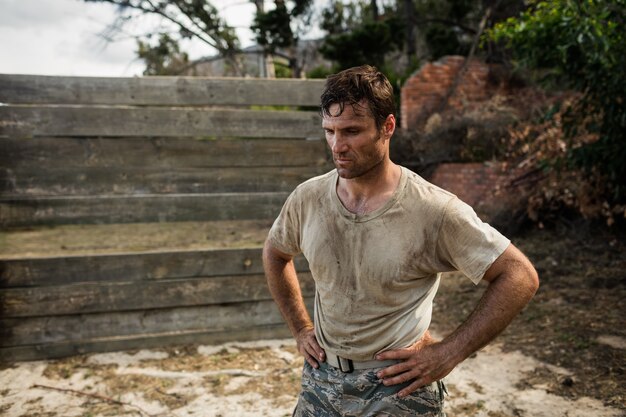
[
  {"left": 318, "top": 1, "right": 404, "bottom": 70},
  {"left": 137, "top": 33, "right": 189, "bottom": 75},
  {"left": 252, "top": 2, "right": 293, "bottom": 52},
  {"left": 320, "top": 20, "right": 404, "bottom": 70},
  {"left": 320, "top": 0, "right": 376, "bottom": 33},
  {"left": 425, "top": 24, "right": 466, "bottom": 59},
  {"left": 306, "top": 65, "right": 334, "bottom": 79},
  {"left": 274, "top": 61, "right": 293, "bottom": 79},
  {"left": 487, "top": 0, "right": 626, "bottom": 204},
  {"left": 252, "top": 0, "right": 313, "bottom": 53},
  {"left": 317, "top": 0, "right": 524, "bottom": 79},
  {"left": 413, "top": 0, "right": 482, "bottom": 58},
  {"left": 250, "top": 0, "right": 314, "bottom": 77}
]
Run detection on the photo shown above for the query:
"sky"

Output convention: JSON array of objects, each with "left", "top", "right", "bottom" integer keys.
[{"left": 0, "top": 0, "right": 268, "bottom": 77}]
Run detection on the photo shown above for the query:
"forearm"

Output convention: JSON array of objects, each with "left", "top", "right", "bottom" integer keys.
[
  {"left": 442, "top": 255, "right": 539, "bottom": 364},
  {"left": 376, "top": 244, "right": 538, "bottom": 396},
  {"left": 262, "top": 242, "right": 313, "bottom": 337}
]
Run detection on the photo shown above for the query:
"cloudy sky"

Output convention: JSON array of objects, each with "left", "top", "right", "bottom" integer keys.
[{"left": 0, "top": 0, "right": 262, "bottom": 77}]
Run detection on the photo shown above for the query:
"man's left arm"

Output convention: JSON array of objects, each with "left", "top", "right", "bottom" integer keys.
[{"left": 375, "top": 243, "right": 539, "bottom": 397}]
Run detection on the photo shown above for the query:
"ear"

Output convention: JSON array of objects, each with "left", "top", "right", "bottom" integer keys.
[{"left": 382, "top": 114, "right": 396, "bottom": 139}]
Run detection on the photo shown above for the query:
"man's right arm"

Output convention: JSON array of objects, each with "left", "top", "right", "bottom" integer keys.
[{"left": 262, "top": 240, "right": 326, "bottom": 368}]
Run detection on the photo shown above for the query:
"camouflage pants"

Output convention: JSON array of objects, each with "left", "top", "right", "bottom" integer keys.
[{"left": 293, "top": 362, "right": 446, "bottom": 417}]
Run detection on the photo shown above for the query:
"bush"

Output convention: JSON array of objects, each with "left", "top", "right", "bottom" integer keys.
[{"left": 486, "top": 0, "right": 626, "bottom": 226}]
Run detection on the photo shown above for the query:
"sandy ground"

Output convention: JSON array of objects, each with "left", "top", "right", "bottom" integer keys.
[
  {"left": 1, "top": 225, "right": 623, "bottom": 416},
  {"left": 1, "top": 338, "right": 623, "bottom": 417}
]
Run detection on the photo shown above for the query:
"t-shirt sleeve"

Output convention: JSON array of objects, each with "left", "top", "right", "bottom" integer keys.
[
  {"left": 266, "top": 189, "right": 303, "bottom": 256},
  {"left": 435, "top": 197, "right": 510, "bottom": 284}
]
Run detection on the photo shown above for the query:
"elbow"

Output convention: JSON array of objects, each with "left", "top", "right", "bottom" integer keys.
[
  {"left": 497, "top": 258, "right": 540, "bottom": 303},
  {"left": 530, "top": 268, "right": 540, "bottom": 297},
  {"left": 524, "top": 262, "right": 540, "bottom": 300}
]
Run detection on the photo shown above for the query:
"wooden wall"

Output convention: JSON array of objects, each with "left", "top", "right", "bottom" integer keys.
[{"left": 0, "top": 74, "right": 330, "bottom": 361}]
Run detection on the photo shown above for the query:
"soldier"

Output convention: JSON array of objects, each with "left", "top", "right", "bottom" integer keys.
[{"left": 263, "top": 65, "right": 539, "bottom": 416}]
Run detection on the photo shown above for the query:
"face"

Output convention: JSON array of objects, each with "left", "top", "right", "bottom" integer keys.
[{"left": 322, "top": 101, "right": 395, "bottom": 179}]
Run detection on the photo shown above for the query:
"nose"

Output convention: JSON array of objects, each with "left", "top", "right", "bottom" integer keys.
[{"left": 329, "top": 133, "right": 349, "bottom": 154}]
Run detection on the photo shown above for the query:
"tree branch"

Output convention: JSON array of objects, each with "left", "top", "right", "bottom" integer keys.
[
  {"left": 143, "top": 0, "right": 221, "bottom": 50},
  {"left": 144, "top": 0, "right": 244, "bottom": 75},
  {"left": 91, "top": 0, "right": 221, "bottom": 50}
]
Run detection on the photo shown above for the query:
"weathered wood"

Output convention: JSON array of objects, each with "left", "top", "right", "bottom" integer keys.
[
  {"left": 0, "top": 272, "right": 315, "bottom": 317},
  {"left": 0, "top": 219, "right": 273, "bottom": 260},
  {"left": 0, "top": 249, "right": 309, "bottom": 288},
  {"left": 0, "top": 324, "right": 294, "bottom": 363},
  {"left": 0, "top": 298, "right": 314, "bottom": 347},
  {"left": 0, "top": 137, "right": 330, "bottom": 169},
  {"left": 0, "top": 74, "right": 325, "bottom": 106},
  {"left": 0, "top": 106, "right": 323, "bottom": 139},
  {"left": 0, "top": 192, "right": 289, "bottom": 227},
  {"left": 0, "top": 74, "right": 328, "bottom": 361},
  {"left": 0, "top": 135, "right": 331, "bottom": 195},
  {"left": 1, "top": 165, "right": 327, "bottom": 196}
]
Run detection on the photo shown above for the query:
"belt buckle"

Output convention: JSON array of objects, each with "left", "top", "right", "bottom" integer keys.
[{"left": 338, "top": 356, "right": 354, "bottom": 373}]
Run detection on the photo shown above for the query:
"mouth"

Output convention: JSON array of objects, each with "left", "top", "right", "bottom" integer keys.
[{"left": 334, "top": 158, "right": 351, "bottom": 167}]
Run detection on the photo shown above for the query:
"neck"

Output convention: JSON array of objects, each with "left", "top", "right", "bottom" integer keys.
[{"left": 337, "top": 159, "right": 401, "bottom": 215}]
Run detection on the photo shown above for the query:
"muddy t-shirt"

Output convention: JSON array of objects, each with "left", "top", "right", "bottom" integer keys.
[{"left": 267, "top": 166, "right": 510, "bottom": 361}]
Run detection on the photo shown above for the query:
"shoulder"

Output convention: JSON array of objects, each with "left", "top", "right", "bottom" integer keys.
[
  {"left": 401, "top": 166, "right": 457, "bottom": 210},
  {"left": 277, "top": 170, "right": 335, "bottom": 214},
  {"left": 291, "top": 169, "right": 336, "bottom": 198}
]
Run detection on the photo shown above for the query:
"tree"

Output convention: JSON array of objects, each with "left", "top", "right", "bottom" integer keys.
[
  {"left": 487, "top": 0, "right": 626, "bottom": 222},
  {"left": 316, "top": 0, "right": 526, "bottom": 81},
  {"left": 319, "top": 1, "right": 403, "bottom": 71},
  {"left": 86, "top": 0, "right": 315, "bottom": 77},
  {"left": 137, "top": 33, "right": 191, "bottom": 75},
  {"left": 251, "top": 0, "right": 314, "bottom": 78},
  {"left": 85, "top": 0, "right": 244, "bottom": 74}
]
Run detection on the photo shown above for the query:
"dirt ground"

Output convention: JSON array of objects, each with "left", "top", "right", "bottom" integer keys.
[
  {"left": 432, "top": 223, "right": 626, "bottom": 415},
  {"left": 0, "top": 224, "right": 624, "bottom": 416}
]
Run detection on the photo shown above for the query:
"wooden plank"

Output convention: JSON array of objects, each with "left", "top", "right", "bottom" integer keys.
[
  {"left": 0, "top": 249, "right": 310, "bottom": 288},
  {"left": 0, "top": 324, "right": 294, "bottom": 363},
  {"left": 0, "top": 74, "right": 325, "bottom": 107},
  {"left": 0, "top": 272, "right": 314, "bottom": 317},
  {"left": 0, "top": 106, "right": 323, "bottom": 139},
  {"left": 0, "top": 298, "right": 314, "bottom": 347},
  {"left": 0, "top": 137, "right": 330, "bottom": 169},
  {"left": 0, "top": 192, "right": 289, "bottom": 227},
  {"left": 0, "top": 165, "right": 326, "bottom": 196},
  {"left": 0, "top": 219, "right": 273, "bottom": 260}
]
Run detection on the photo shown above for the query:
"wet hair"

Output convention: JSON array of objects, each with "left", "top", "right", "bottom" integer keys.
[{"left": 320, "top": 65, "right": 395, "bottom": 130}]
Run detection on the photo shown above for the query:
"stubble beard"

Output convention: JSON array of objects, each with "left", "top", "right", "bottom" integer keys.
[
  {"left": 334, "top": 133, "right": 386, "bottom": 180},
  {"left": 335, "top": 154, "right": 385, "bottom": 180}
]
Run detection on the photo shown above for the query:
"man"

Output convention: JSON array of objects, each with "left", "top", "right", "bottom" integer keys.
[{"left": 263, "top": 65, "right": 539, "bottom": 416}]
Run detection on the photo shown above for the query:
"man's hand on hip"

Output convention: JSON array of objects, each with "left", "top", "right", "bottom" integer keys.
[
  {"left": 375, "top": 332, "right": 457, "bottom": 398},
  {"left": 296, "top": 326, "right": 326, "bottom": 369}
]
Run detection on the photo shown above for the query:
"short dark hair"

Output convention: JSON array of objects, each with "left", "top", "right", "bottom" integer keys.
[{"left": 320, "top": 65, "right": 395, "bottom": 130}]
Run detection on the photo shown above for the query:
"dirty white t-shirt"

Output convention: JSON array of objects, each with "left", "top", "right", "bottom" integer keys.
[{"left": 267, "top": 166, "right": 510, "bottom": 361}]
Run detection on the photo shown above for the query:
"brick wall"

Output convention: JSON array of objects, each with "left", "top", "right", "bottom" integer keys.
[
  {"left": 429, "top": 162, "right": 505, "bottom": 208},
  {"left": 400, "top": 55, "right": 491, "bottom": 131},
  {"left": 400, "top": 56, "right": 521, "bottom": 223}
]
